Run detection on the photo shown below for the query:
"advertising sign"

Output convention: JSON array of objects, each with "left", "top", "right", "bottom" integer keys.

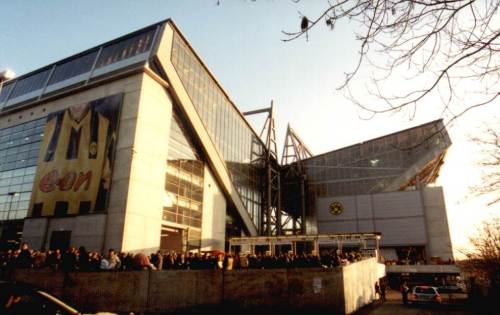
[{"left": 29, "top": 93, "right": 123, "bottom": 217}]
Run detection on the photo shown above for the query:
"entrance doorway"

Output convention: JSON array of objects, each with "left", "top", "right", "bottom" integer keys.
[
  {"left": 49, "top": 230, "right": 72, "bottom": 251},
  {"left": 160, "top": 226, "right": 184, "bottom": 252}
]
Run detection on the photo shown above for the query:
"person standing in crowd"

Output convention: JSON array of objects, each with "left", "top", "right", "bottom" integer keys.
[
  {"left": 151, "top": 250, "right": 163, "bottom": 270},
  {"left": 216, "top": 253, "right": 224, "bottom": 270},
  {"left": 46, "top": 249, "right": 61, "bottom": 271},
  {"left": 375, "top": 281, "right": 381, "bottom": 301},
  {"left": 61, "top": 247, "right": 78, "bottom": 272},
  {"left": 78, "top": 247, "right": 90, "bottom": 271},
  {"left": 33, "top": 249, "right": 47, "bottom": 269},
  {"left": 107, "top": 249, "right": 121, "bottom": 270},
  {"left": 224, "top": 254, "right": 234, "bottom": 270},
  {"left": 239, "top": 253, "right": 249, "bottom": 269},
  {"left": 132, "top": 253, "right": 156, "bottom": 270},
  {"left": 400, "top": 281, "right": 410, "bottom": 305},
  {"left": 380, "top": 279, "right": 386, "bottom": 302},
  {"left": 16, "top": 243, "right": 32, "bottom": 269}
]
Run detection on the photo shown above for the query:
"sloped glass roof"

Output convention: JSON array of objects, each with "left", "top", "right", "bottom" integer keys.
[{"left": 0, "top": 24, "right": 158, "bottom": 111}]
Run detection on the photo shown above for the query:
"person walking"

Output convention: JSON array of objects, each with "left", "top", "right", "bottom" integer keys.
[
  {"left": 375, "top": 281, "right": 381, "bottom": 301},
  {"left": 380, "top": 279, "right": 386, "bottom": 302},
  {"left": 400, "top": 281, "right": 410, "bottom": 305}
]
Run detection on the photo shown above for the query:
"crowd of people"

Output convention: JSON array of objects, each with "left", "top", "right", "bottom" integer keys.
[{"left": 0, "top": 242, "right": 367, "bottom": 273}]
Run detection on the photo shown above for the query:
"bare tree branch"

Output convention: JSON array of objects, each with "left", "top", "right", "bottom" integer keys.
[
  {"left": 470, "top": 117, "right": 500, "bottom": 205},
  {"left": 283, "top": 0, "right": 500, "bottom": 123}
]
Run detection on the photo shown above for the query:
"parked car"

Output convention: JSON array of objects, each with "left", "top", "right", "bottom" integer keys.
[
  {"left": 409, "top": 285, "right": 442, "bottom": 304},
  {"left": 0, "top": 281, "right": 116, "bottom": 315}
]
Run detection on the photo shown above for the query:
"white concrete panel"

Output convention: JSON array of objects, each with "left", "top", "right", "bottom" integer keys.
[
  {"left": 121, "top": 74, "right": 172, "bottom": 253},
  {"left": 318, "top": 220, "right": 358, "bottom": 234},
  {"left": 201, "top": 167, "right": 226, "bottom": 251},
  {"left": 21, "top": 218, "right": 48, "bottom": 250},
  {"left": 48, "top": 217, "right": 76, "bottom": 232},
  {"left": 316, "top": 196, "right": 357, "bottom": 221},
  {"left": 372, "top": 191, "right": 423, "bottom": 218},
  {"left": 356, "top": 195, "right": 373, "bottom": 219},
  {"left": 375, "top": 217, "right": 427, "bottom": 246},
  {"left": 72, "top": 215, "right": 107, "bottom": 251},
  {"left": 357, "top": 220, "right": 375, "bottom": 233},
  {"left": 422, "top": 187, "right": 453, "bottom": 260}
]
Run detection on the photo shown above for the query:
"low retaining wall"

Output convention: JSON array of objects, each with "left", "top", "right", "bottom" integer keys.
[{"left": 8, "top": 257, "right": 380, "bottom": 314}]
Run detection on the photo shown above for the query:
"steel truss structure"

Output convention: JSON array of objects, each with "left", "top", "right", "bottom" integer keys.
[
  {"left": 280, "top": 124, "right": 313, "bottom": 235},
  {"left": 244, "top": 101, "right": 281, "bottom": 236},
  {"left": 244, "top": 107, "right": 316, "bottom": 236}
]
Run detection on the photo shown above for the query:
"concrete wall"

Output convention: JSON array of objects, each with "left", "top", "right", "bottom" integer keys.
[
  {"left": 23, "top": 214, "right": 108, "bottom": 252},
  {"left": 148, "top": 270, "right": 223, "bottom": 312},
  {"left": 19, "top": 73, "right": 146, "bottom": 252},
  {"left": 8, "top": 258, "right": 380, "bottom": 314},
  {"left": 421, "top": 187, "right": 454, "bottom": 260},
  {"left": 317, "top": 190, "right": 427, "bottom": 246},
  {"left": 342, "top": 258, "right": 378, "bottom": 314},
  {"left": 18, "top": 71, "right": 176, "bottom": 253},
  {"left": 119, "top": 73, "right": 172, "bottom": 253},
  {"left": 201, "top": 167, "right": 226, "bottom": 251},
  {"left": 316, "top": 188, "right": 453, "bottom": 260}
]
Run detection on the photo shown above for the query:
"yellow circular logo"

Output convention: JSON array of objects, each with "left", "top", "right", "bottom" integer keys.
[
  {"left": 89, "top": 142, "right": 98, "bottom": 155},
  {"left": 329, "top": 201, "right": 343, "bottom": 215}
]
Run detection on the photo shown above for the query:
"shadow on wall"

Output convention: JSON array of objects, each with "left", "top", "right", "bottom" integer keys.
[{"left": 7, "top": 258, "right": 381, "bottom": 314}]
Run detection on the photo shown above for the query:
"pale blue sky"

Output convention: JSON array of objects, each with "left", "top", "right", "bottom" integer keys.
[
  {"left": 0, "top": 0, "right": 424, "bottom": 153},
  {"left": 1, "top": 0, "right": 498, "bottom": 254}
]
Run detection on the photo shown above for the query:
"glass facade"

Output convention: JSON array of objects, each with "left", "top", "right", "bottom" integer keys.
[
  {"left": 9, "top": 69, "right": 51, "bottom": 99},
  {"left": 164, "top": 110, "right": 204, "bottom": 230},
  {"left": 0, "top": 118, "right": 45, "bottom": 221},
  {"left": 0, "top": 26, "right": 156, "bottom": 111},
  {"left": 304, "top": 120, "right": 450, "bottom": 198},
  {"left": 171, "top": 32, "right": 263, "bottom": 229},
  {"left": 95, "top": 27, "right": 156, "bottom": 68},
  {"left": 0, "top": 82, "right": 14, "bottom": 103},
  {"left": 48, "top": 50, "right": 98, "bottom": 85}
]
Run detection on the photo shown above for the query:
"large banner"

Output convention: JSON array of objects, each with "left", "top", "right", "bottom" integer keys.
[{"left": 29, "top": 93, "right": 123, "bottom": 217}]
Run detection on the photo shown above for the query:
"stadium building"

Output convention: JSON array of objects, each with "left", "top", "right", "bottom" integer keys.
[{"left": 0, "top": 19, "right": 453, "bottom": 261}]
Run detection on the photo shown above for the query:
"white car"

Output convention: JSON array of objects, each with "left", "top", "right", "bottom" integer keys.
[{"left": 410, "top": 285, "right": 442, "bottom": 304}]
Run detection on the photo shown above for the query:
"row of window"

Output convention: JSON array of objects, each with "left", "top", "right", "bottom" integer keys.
[
  {"left": 164, "top": 110, "right": 205, "bottom": 230},
  {"left": 0, "top": 200, "right": 30, "bottom": 212},
  {"left": 0, "top": 210, "right": 26, "bottom": 220},
  {"left": 0, "top": 119, "right": 44, "bottom": 174},
  {"left": 305, "top": 122, "right": 447, "bottom": 196},
  {"left": 0, "top": 27, "right": 156, "bottom": 109},
  {"left": 171, "top": 32, "right": 263, "bottom": 229},
  {"left": 162, "top": 211, "right": 202, "bottom": 228},
  {"left": 0, "top": 120, "right": 44, "bottom": 222}
]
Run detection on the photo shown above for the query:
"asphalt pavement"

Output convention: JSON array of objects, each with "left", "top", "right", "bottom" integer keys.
[{"left": 354, "top": 289, "right": 478, "bottom": 315}]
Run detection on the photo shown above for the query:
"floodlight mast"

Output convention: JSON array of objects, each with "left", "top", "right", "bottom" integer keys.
[
  {"left": 0, "top": 69, "right": 16, "bottom": 104},
  {"left": 0, "top": 69, "right": 15, "bottom": 82}
]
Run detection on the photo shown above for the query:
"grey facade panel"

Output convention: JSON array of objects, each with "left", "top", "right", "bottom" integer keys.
[
  {"left": 355, "top": 195, "right": 373, "bottom": 219},
  {"left": 316, "top": 196, "right": 357, "bottom": 221},
  {"left": 374, "top": 217, "right": 427, "bottom": 246},
  {"left": 318, "top": 220, "right": 358, "bottom": 234},
  {"left": 316, "top": 190, "right": 432, "bottom": 247},
  {"left": 357, "top": 219, "right": 375, "bottom": 233},
  {"left": 372, "top": 190, "right": 423, "bottom": 218}
]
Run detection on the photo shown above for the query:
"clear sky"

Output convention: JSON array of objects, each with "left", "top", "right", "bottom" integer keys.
[{"left": 1, "top": 0, "right": 498, "bottom": 257}]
